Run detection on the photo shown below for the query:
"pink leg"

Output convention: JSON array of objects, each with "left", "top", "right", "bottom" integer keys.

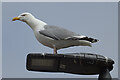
[{"left": 53, "top": 45, "right": 57, "bottom": 54}]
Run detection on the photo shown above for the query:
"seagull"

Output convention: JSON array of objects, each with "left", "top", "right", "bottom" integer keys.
[{"left": 12, "top": 12, "right": 99, "bottom": 54}]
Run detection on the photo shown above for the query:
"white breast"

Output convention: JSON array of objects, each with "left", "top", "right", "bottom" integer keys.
[{"left": 34, "top": 30, "right": 55, "bottom": 48}]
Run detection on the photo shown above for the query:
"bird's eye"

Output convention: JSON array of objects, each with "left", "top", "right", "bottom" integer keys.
[{"left": 21, "top": 14, "right": 26, "bottom": 16}]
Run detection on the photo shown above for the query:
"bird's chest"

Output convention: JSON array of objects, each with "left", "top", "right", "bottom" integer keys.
[{"left": 34, "top": 30, "right": 54, "bottom": 48}]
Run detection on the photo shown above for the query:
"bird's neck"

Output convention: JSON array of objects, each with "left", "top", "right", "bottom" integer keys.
[{"left": 26, "top": 18, "right": 47, "bottom": 31}]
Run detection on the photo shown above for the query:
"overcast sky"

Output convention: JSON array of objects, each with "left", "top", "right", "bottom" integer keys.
[{"left": 2, "top": 2, "right": 118, "bottom": 78}]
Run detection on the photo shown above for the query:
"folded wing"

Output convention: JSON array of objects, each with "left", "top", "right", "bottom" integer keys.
[{"left": 39, "top": 25, "right": 98, "bottom": 43}]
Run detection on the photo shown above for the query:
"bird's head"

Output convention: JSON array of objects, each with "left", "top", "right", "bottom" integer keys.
[
  {"left": 12, "top": 12, "right": 47, "bottom": 30},
  {"left": 12, "top": 12, "right": 34, "bottom": 22}
]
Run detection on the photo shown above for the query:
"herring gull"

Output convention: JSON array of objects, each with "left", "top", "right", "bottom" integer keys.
[{"left": 12, "top": 12, "right": 99, "bottom": 54}]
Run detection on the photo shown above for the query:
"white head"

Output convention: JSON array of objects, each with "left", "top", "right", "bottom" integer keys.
[
  {"left": 12, "top": 12, "right": 35, "bottom": 22},
  {"left": 12, "top": 12, "right": 47, "bottom": 30}
]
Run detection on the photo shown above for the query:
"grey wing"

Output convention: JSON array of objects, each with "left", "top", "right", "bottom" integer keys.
[{"left": 39, "top": 25, "right": 80, "bottom": 40}]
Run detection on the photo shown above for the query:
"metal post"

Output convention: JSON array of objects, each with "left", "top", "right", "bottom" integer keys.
[{"left": 98, "top": 68, "right": 112, "bottom": 80}]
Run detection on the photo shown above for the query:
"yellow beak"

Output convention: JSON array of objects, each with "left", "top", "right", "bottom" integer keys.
[{"left": 12, "top": 17, "right": 20, "bottom": 21}]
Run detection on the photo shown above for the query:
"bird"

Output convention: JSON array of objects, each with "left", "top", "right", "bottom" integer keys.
[{"left": 12, "top": 12, "right": 99, "bottom": 54}]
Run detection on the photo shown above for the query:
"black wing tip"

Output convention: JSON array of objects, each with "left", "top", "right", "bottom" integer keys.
[
  {"left": 87, "top": 37, "right": 99, "bottom": 43},
  {"left": 92, "top": 38, "right": 99, "bottom": 43},
  {"left": 66, "top": 36, "right": 99, "bottom": 43}
]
